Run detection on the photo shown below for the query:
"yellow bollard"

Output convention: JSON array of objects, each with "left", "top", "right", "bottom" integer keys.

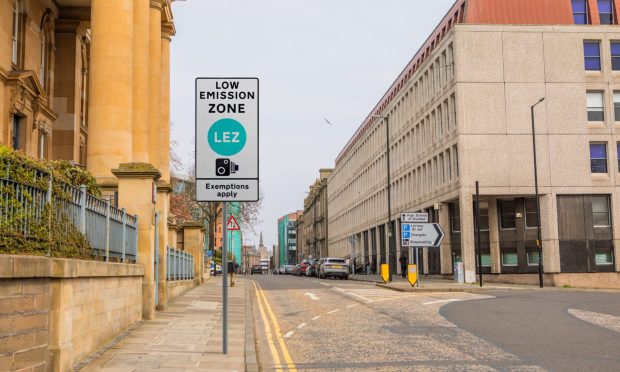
[
  {"left": 407, "top": 264, "right": 418, "bottom": 287},
  {"left": 380, "top": 264, "right": 390, "bottom": 283}
]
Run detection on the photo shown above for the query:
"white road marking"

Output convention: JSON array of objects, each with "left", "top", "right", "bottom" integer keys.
[
  {"left": 320, "top": 283, "right": 329, "bottom": 287},
  {"left": 312, "top": 280, "right": 319, "bottom": 283},
  {"left": 327, "top": 309, "right": 340, "bottom": 314},
  {"left": 423, "top": 299, "right": 463, "bottom": 305},
  {"left": 333, "top": 287, "right": 346, "bottom": 292},
  {"left": 304, "top": 292, "right": 319, "bottom": 301},
  {"left": 568, "top": 308, "right": 620, "bottom": 333},
  {"left": 283, "top": 331, "right": 294, "bottom": 338},
  {"left": 297, "top": 323, "right": 307, "bottom": 329},
  {"left": 311, "top": 316, "right": 320, "bottom": 321},
  {"left": 347, "top": 304, "right": 358, "bottom": 308},
  {"left": 344, "top": 291, "right": 372, "bottom": 303}
]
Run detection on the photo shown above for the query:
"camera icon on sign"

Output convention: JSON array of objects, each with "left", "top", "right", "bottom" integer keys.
[{"left": 215, "top": 158, "right": 239, "bottom": 177}]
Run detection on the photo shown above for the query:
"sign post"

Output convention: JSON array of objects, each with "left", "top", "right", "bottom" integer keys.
[
  {"left": 196, "top": 78, "right": 259, "bottom": 355},
  {"left": 400, "top": 213, "right": 443, "bottom": 288}
]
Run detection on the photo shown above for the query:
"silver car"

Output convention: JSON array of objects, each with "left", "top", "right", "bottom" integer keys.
[{"left": 318, "top": 258, "right": 349, "bottom": 279}]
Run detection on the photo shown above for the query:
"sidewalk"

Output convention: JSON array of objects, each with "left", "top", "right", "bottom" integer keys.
[
  {"left": 349, "top": 274, "right": 541, "bottom": 293},
  {"left": 78, "top": 277, "right": 252, "bottom": 372}
]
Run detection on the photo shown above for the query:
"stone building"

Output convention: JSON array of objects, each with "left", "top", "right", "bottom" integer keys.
[
  {"left": 328, "top": 0, "right": 620, "bottom": 285},
  {"left": 300, "top": 169, "right": 332, "bottom": 260},
  {"left": 0, "top": 0, "right": 181, "bottom": 315}
]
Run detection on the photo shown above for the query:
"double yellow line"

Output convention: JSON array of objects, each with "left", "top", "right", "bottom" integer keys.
[{"left": 252, "top": 281, "right": 297, "bottom": 371}]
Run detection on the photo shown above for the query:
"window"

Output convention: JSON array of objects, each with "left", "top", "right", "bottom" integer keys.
[
  {"left": 595, "top": 252, "right": 614, "bottom": 265},
  {"left": 527, "top": 251, "right": 540, "bottom": 266},
  {"left": 612, "top": 43, "right": 620, "bottom": 70},
  {"left": 473, "top": 200, "right": 489, "bottom": 231},
  {"left": 598, "top": 0, "right": 614, "bottom": 24},
  {"left": 480, "top": 254, "right": 491, "bottom": 267},
  {"left": 499, "top": 199, "right": 516, "bottom": 229},
  {"left": 525, "top": 198, "right": 539, "bottom": 228},
  {"left": 11, "top": 115, "right": 22, "bottom": 150},
  {"left": 587, "top": 91, "right": 605, "bottom": 121},
  {"left": 584, "top": 42, "right": 601, "bottom": 71},
  {"left": 572, "top": 0, "right": 589, "bottom": 24},
  {"left": 591, "top": 195, "right": 611, "bottom": 227},
  {"left": 11, "top": 0, "right": 20, "bottom": 65},
  {"left": 614, "top": 92, "right": 620, "bottom": 120},
  {"left": 590, "top": 143, "right": 608, "bottom": 173},
  {"left": 450, "top": 203, "right": 460, "bottom": 232},
  {"left": 617, "top": 142, "right": 620, "bottom": 171},
  {"left": 501, "top": 252, "right": 518, "bottom": 267}
]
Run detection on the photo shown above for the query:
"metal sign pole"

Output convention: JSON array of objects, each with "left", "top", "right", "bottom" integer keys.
[
  {"left": 415, "top": 246, "right": 420, "bottom": 287},
  {"left": 222, "top": 202, "right": 228, "bottom": 354}
]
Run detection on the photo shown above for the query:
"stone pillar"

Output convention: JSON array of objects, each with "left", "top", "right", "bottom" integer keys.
[
  {"left": 488, "top": 197, "right": 501, "bottom": 274},
  {"left": 113, "top": 163, "right": 160, "bottom": 320},
  {"left": 156, "top": 182, "right": 170, "bottom": 310},
  {"left": 459, "top": 191, "right": 476, "bottom": 283},
  {"left": 48, "top": 280, "right": 74, "bottom": 371},
  {"left": 148, "top": 0, "right": 162, "bottom": 171},
  {"left": 88, "top": 0, "right": 134, "bottom": 184},
  {"left": 132, "top": 0, "right": 150, "bottom": 162},
  {"left": 160, "top": 22, "right": 175, "bottom": 183},
  {"left": 541, "top": 193, "right": 561, "bottom": 273},
  {"left": 612, "top": 191, "right": 620, "bottom": 272},
  {"left": 184, "top": 221, "right": 206, "bottom": 284},
  {"left": 439, "top": 202, "right": 452, "bottom": 274}
]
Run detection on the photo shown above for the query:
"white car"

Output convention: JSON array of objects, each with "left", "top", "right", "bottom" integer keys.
[{"left": 318, "top": 258, "right": 349, "bottom": 279}]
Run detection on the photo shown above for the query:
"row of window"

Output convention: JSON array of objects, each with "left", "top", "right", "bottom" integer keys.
[
  {"left": 573, "top": 0, "right": 615, "bottom": 25},
  {"left": 584, "top": 41, "right": 620, "bottom": 71},
  {"left": 474, "top": 249, "right": 614, "bottom": 267},
  {"left": 589, "top": 142, "right": 620, "bottom": 174}
]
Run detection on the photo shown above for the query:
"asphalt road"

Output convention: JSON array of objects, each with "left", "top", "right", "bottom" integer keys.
[
  {"left": 440, "top": 290, "right": 620, "bottom": 372},
  {"left": 249, "top": 274, "right": 560, "bottom": 371}
]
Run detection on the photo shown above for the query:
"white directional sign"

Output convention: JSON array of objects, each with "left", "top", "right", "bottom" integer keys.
[
  {"left": 195, "top": 78, "right": 259, "bottom": 202},
  {"left": 401, "top": 223, "right": 444, "bottom": 247},
  {"left": 401, "top": 212, "right": 429, "bottom": 223}
]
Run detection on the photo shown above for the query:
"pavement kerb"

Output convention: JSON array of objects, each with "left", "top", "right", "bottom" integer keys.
[{"left": 244, "top": 278, "right": 260, "bottom": 372}]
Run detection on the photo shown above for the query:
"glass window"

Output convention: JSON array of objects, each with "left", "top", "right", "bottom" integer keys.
[
  {"left": 587, "top": 91, "right": 605, "bottom": 121},
  {"left": 590, "top": 143, "right": 608, "bottom": 173},
  {"left": 527, "top": 251, "right": 540, "bottom": 266},
  {"left": 572, "top": 0, "right": 589, "bottom": 24},
  {"left": 473, "top": 200, "right": 489, "bottom": 231},
  {"left": 595, "top": 252, "right": 613, "bottom": 265},
  {"left": 480, "top": 254, "right": 491, "bottom": 267},
  {"left": 12, "top": 0, "right": 19, "bottom": 65},
  {"left": 612, "top": 43, "right": 620, "bottom": 71},
  {"left": 598, "top": 0, "right": 614, "bottom": 24},
  {"left": 592, "top": 195, "right": 611, "bottom": 227},
  {"left": 501, "top": 252, "right": 518, "bottom": 266},
  {"left": 584, "top": 42, "right": 601, "bottom": 71},
  {"left": 499, "top": 199, "right": 516, "bottom": 229},
  {"left": 614, "top": 92, "right": 620, "bottom": 120},
  {"left": 11, "top": 115, "right": 21, "bottom": 150},
  {"left": 450, "top": 203, "right": 460, "bottom": 232},
  {"left": 617, "top": 142, "right": 620, "bottom": 172},
  {"left": 525, "top": 198, "right": 539, "bottom": 228}
]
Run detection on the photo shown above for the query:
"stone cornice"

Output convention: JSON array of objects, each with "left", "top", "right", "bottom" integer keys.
[
  {"left": 182, "top": 221, "right": 205, "bottom": 231},
  {"left": 150, "top": 0, "right": 163, "bottom": 10},
  {"left": 58, "top": 6, "right": 90, "bottom": 22},
  {"left": 112, "top": 163, "right": 162, "bottom": 180},
  {"left": 161, "top": 21, "right": 176, "bottom": 40},
  {"left": 156, "top": 179, "right": 173, "bottom": 193}
]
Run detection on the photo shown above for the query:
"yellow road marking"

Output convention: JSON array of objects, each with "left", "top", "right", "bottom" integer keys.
[
  {"left": 252, "top": 281, "right": 282, "bottom": 371},
  {"left": 256, "top": 282, "right": 298, "bottom": 371}
]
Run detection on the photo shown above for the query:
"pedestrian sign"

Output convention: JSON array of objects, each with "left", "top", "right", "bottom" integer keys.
[{"left": 226, "top": 216, "right": 240, "bottom": 231}]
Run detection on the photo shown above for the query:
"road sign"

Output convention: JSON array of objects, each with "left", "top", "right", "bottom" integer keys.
[
  {"left": 407, "top": 264, "right": 418, "bottom": 286},
  {"left": 401, "top": 212, "right": 429, "bottom": 223},
  {"left": 227, "top": 215, "right": 240, "bottom": 231},
  {"left": 195, "top": 78, "right": 259, "bottom": 202},
  {"left": 401, "top": 223, "right": 444, "bottom": 247}
]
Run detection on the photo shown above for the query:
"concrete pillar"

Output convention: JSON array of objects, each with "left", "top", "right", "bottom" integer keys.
[
  {"left": 88, "top": 0, "right": 134, "bottom": 183},
  {"left": 541, "top": 193, "right": 561, "bottom": 273},
  {"left": 613, "top": 191, "right": 620, "bottom": 272},
  {"left": 132, "top": 0, "right": 150, "bottom": 162},
  {"left": 160, "top": 22, "right": 174, "bottom": 183},
  {"left": 48, "top": 280, "right": 74, "bottom": 371},
  {"left": 156, "top": 185, "right": 170, "bottom": 310},
  {"left": 148, "top": 1, "right": 162, "bottom": 171},
  {"left": 422, "top": 247, "right": 429, "bottom": 275},
  {"left": 459, "top": 191, "right": 476, "bottom": 283},
  {"left": 184, "top": 221, "right": 206, "bottom": 284},
  {"left": 112, "top": 163, "right": 160, "bottom": 320},
  {"left": 439, "top": 202, "right": 452, "bottom": 274},
  {"left": 488, "top": 196, "right": 501, "bottom": 274}
]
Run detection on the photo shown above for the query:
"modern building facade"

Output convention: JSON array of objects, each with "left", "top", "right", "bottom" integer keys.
[
  {"left": 328, "top": 0, "right": 620, "bottom": 285},
  {"left": 277, "top": 211, "right": 301, "bottom": 265},
  {"left": 300, "top": 169, "right": 332, "bottom": 260}
]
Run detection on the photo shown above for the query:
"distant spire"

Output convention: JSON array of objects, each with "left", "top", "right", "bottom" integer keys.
[{"left": 260, "top": 231, "right": 264, "bottom": 246}]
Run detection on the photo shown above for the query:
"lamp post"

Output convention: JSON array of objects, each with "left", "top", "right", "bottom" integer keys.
[
  {"left": 531, "top": 97, "right": 545, "bottom": 288},
  {"left": 371, "top": 114, "right": 392, "bottom": 282}
]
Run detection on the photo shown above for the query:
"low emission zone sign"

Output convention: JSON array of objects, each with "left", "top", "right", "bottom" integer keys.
[{"left": 195, "top": 78, "right": 259, "bottom": 202}]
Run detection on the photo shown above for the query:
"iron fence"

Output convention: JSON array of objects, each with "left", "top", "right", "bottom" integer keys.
[
  {"left": 167, "top": 246, "right": 194, "bottom": 281},
  {"left": 0, "top": 158, "right": 138, "bottom": 262}
]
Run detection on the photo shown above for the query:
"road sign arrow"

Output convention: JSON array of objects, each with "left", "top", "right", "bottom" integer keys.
[
  {"left": 402, "top": 223, "right": 444, "bottom": 247},
  {"left": 432, "top": 223, "right": 444, "bottom": 247}
]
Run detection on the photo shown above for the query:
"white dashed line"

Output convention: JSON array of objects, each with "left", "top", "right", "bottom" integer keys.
[
  {"left": 284, "top": 331, "right": 294, "bottom": 338},
  {"left": 311, "top": 316, "right": 320, "bottom": 321},
  {"left": 333, "top": 287, "right": 346, "bottom": 292},
  {"left": 423, "top": 299, "right": 462, "bottom": 305},
  {"left": 304, "top": 292, "right": 319, "bottom": 300},
  {"left": 320, "top": 283, "right": 329, "bottom": 287},
  {"left": 297, "top": 323, "right": 307, "bottom": 329},
  {"left": 327, "top": 309, "right": 340, "bottom": 314},
  {"left": 347, "top": 304, "right": 358, "bottom": 308}
]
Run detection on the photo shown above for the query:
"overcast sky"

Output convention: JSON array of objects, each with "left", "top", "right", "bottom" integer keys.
[{"left": 170, "top": 0, "right": 456, "bottom": 250}]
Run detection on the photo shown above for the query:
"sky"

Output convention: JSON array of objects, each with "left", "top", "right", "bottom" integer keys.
[{"left": 170, "top": 0, "right": 456, "bottom": 249}]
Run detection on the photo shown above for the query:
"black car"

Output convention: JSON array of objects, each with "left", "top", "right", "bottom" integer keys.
[{"left": 251, "top": 265, "right": 262, "bottom": 275}]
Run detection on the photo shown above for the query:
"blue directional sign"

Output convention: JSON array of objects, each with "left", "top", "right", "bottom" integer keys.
[
  {"left": 402, "top": 224, "right": 411, "bottom": 232},
  {"left": 402, "top": 231, "right": 411, "bottom": 239}
]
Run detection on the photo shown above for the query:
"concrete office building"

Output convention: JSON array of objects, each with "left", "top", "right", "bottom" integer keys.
[
  {"left": 299, "top": 169, "right": 332, "bottom": 260},
  {"left": 277, "top": 211, "right": 301, "bottom": 265},
  {"left": 328, "top": 0, "right": 620, "bottom": 286}
]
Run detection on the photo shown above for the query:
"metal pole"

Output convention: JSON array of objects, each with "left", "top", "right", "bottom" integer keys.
[
  {"left": 531, "top": 99, "right": 545, "bottom": 288},
  {"left": 475, "top": 181, "right": 483, "bottom": 287},
  {"left": 415, "top": 246, "right": 420, "bottom": 287},
  {"left": 222, "top": 202, "right": 228, "bottom": 354},
  {"left": 385, "top": 116, "right": 393, "bottom": 282}
]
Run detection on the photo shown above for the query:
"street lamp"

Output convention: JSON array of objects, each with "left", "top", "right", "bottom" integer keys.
[
  {"left": 531, "top": 97, "right": 545, "bottom": 288},
  {"left": 371, "top": 114, "right": 393, "bottom": 282}
]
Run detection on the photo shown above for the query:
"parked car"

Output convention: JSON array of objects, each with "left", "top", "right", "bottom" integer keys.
[
  {"left": 284, "top": 265, "right": 296, "bottom": 274},
  {"left": 305, "top": 258, "right": 320, "bottom": 277},
  {"left": 318, "top": 258, "right": 349, "bottom": 279},
  {"left": 251, "top": 265, "right": 262, "bottom": 275},
  {"left": 279, "top": 265, "right": 286, "bottom": 275},
  {"left": 295, "top": 260, "right": 310, "bottom": 276}
]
